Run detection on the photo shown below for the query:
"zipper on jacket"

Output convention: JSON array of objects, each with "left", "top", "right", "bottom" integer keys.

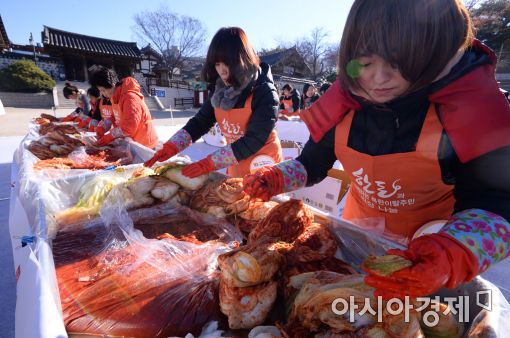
[{"left": 393, "top": 112, "right": 400, "bottom": 129}]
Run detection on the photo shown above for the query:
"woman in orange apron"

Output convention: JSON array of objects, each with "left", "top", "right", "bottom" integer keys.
[
  {"left": 89, "top": 67, "right": 158, "bottom": 149},
  {"left": 279, "top": 83, "right": 301, "bottom": 118},
  {"left": 144, "top": 27, "right": 282, "bottom": 177},
  {"left": 92, "top": 96, "right": 117, "bottom": 137},
  {"left": 243, "top": 0, "right": 510, "bottom": 300}
]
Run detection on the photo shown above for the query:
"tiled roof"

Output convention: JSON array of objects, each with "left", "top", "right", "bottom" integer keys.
[
  {"left": 259, "top": 49, "right": 288, "bottom": 66},
  {"left": 140, "top": 44, "right": 162, "bottom": 59},
  {"left": 42, "top": 26, "right": 140, "bottom": 58},
  {"left": 0, "top": 15, "right": 10, "bottom": 49}
]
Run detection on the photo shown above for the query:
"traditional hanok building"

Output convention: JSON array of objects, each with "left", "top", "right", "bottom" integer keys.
[
  {"left": 0, "top": 15, "right": 10, "bottom": 50},
  {"left": 42, "top": 26, "right": 141, "bottom": 81},
  {"left": 259, "top": 47, "right": 315, "bottom": 90}
]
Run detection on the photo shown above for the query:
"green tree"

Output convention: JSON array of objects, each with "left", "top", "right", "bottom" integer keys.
[
  {"left": 470, "top": 0, "right": 510, "bottom": 53},
  {"left": 0, "top": 59, "right": 56, "bottom": 92}
]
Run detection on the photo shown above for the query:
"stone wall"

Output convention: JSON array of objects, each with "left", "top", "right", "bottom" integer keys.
[
  {"left": 0, "top": 91, "right": 54, "bottom": 108},
  {"left": 0, "top": 53, "right": 65, "bottom": 80}
]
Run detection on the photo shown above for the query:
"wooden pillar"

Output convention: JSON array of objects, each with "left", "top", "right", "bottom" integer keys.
[{"left": 82, "top": 56, "right": 88, "bottom": 82}]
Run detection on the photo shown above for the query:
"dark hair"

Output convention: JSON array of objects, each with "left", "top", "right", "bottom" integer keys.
[
  {"left": 303, "top": 84, "right": 316, "bottom": 95},
  {"left": 87, "top": 86, "right": 100, "bottom": 98},
  {"left": 63, "top": 82, "right": 78, "bottom": 99},
  {"left": 89, "top": 66, "right": 119, "bottom": 89},
  {"left": 282, "top": 84, "right": 292, "bottom": 91},
  {"left": 338, "top": 0, "right": 474, "bottom": 94},
  {"left": 319, "top": 82, "right": 331, "bottom": 94},
  {"left": 201, "top": 27, "right": 260, "bottom": 88}
]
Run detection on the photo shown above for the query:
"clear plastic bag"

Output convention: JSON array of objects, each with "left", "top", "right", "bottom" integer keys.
[{"left": 52, "top": 197, "right": 242, "bottom": 337}]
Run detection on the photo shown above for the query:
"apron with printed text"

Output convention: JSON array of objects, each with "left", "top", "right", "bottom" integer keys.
[
  {"left": 214, "top": 94, "right": 283, "bottom": 177},
  {"left": 334, "top": 104, "right": 455, "bottom": 239},
  {"left": 99, "top": 99, "right": 119, "bottom": 126}
]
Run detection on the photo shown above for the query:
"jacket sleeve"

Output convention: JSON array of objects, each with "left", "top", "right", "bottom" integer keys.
[
  {"left": 230, "top": 85, "right": 279, "bottom": 161},
  {"left": 81, "top": 94, "right": 91, "bottom": 115},
  {"left": 292, "top": 90, "right": 301, "bottom": 112},
  {"left": 182, "top": 99, "right": 216, "bottom": 142},
  {"left": 435, "top": 145, "right": 510, "bottom": 275},
  {"left": 119, "top": 94, "right": 143, "bottom": 138},
  {"left": 452, "top": 145, "right": 510, "bottom": 221},
  {"left": 296, "top": 127, "right": 337, "bottom": 186}
]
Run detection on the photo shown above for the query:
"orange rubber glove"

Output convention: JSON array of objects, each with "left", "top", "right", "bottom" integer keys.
[
  {"left": 96, "top": 133, "right": 115, "bottom": 147},
  {"left": 143, "top": 142, "right": 179, "bottom": 167},
  {"left": 181, "top": 157, "right": 216, "bottom": 178},
  {"left": 62, "top": 114, "right": 76, "bottom": 122},
  {"left": 78, "top": 117, "right": 92, "bottom": 129},
  {"left": 96, "top": 125, "right": 105, "bottom": 137},
  {"left": 363, "top": 233, "right": 479, "bottom": 299},
  {"left": 243, "top": 166, "right": 284, "bottom": 201}
]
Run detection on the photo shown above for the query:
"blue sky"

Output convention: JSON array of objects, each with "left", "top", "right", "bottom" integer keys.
[{"left": 1, "top": 0, "right": 354, "bottom": 54}]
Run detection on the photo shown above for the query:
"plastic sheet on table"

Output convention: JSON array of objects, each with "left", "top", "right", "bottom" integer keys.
[{"left": 11, "top": 134, "right": 154, "bottom": 239}]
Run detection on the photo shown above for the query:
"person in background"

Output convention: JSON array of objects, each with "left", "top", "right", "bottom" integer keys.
[
  {"left": 243, "top": 0, "right": 510, "bottom": 299},
  {"left": 319, "top": 82, "right": 331, "bottom": 95},
  {"left": 301, "top": 83, "right": 320, "bottom": 109},
  {"left": 89, "top": 67, "right": 158, "bottom": 149},
  {"left": 144, "top": 27, "right": 282, "bottom": 178},
  {"left": 61, "top": 82, "right": 91, "bottom": 123},
  {"left": 77, "top": 87, "right": 103, "bottom": 130},
  {"left": 279, "top": 83, "right": 301, "bottom": 117}
]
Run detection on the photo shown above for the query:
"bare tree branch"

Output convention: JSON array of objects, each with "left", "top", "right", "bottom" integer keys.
[
  {"left": 463, "top": 0, "right": 485, "bottom": 10},
  {"left": 132, "top": 6, "right": 206, "bottom": 78}
]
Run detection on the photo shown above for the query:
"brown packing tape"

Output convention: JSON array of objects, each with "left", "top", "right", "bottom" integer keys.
[
  {"left": 280, "top": 140, "right": 302, "bottom": 158},
  {"left": 280, "top": 140, "right": 301, "bottom": 149},
  {"left": 327, "top": 168, "right": 351, "bottom": 202}
]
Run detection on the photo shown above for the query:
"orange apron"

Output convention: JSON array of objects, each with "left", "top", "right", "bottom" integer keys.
[
  {"left": 214, "top": 94, "right": 283, "bottom": 177},
  {"left": 99, "top": 100, "right": 119, "bottom": 126},
  {"left": 334, "top": 105, "right": 455, "bottom": 239},
  {"left": 281, "top": 98, "right": 293, "bottom": 111}
]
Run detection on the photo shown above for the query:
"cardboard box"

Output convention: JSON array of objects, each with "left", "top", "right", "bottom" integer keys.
[
  {"left": 280, "top": 140, "right": 301, "bottom": 160},
  {"left": 286, "top": 168, "right": 350, "bottom": 216}
]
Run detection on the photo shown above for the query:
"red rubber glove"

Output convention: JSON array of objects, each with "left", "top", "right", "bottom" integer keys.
[
  {"left": 88, "top": 124, "right": 96, "bottom": 132},
  {"left": 78, "top": 117, "right": 92, "bottom": 129},
  {"left": 243, "top": 166, "right": 284, "bottom": 201},
  {"left": 74, "top": 116, "right": 82, "bottom": 123},
  {"left": 96, "top": 133, "right": 115, "bottom": 147},
  {"left": 62, "top": 114, "right": 75, "bottom": 122},
  {"left": 95, "top": 125, "right": 106, "bottom": 138},
  {"left": 143, "top": 142, "right": 179, "bottom": 167},
  {"left": 181, "top": 156, "right": 216, "bottom": 178},
  {"left": 364, "top": 233, "right": 479, "bottom": 299}
]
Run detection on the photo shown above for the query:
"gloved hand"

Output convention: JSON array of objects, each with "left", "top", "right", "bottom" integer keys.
[
  {"left": 95, "top": 125, "right": 106, "bottom": 137},
  {"left": 96, "top": 133, "right": 115, "bottom": 147},
  {"left": 143, "top": 142, "right": 179, "bottom": 167},
  {"left": 363, "top": 233, "right": 478, "bottom": 299},
  {"left": 181, "top": 156, "right": 216, "bottom": 178},
  {"left": 78, "top": 117, "right": 92, "bottom": 129},
  {"left": 62, "top": 114, "right": 76, "bottom": 122},
  {"left": 243, "top": 166, "right": 284, "bottom": 201}
]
